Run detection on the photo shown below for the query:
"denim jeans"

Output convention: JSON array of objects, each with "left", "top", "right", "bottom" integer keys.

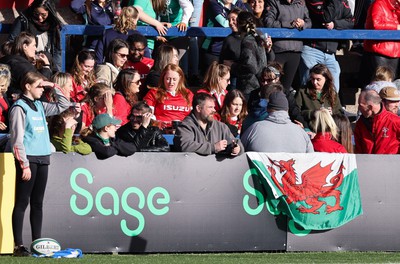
[{"left": 299, "top": 45, "right": 341, "bottom": 92}]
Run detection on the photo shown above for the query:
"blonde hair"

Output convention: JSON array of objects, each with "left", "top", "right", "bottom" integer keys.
[
  {"left": 311, "top": 108, "right": 338, "bottom": 140},
  {"left": 373, "top": 66, "right": 394, "bottom": 82},
  {"left": 52, "top": 72, "right": 72, "bottom": 89},
  {"left": 114, "top": 6, "right": 139, "bottom": 34},
  {"left": 0, "top": 64, "right": 11, "bottom": 89}
]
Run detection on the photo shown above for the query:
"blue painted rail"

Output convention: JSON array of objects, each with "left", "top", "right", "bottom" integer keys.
[{"left": 2, "top": 23, "right": 400, "bottom": 71}]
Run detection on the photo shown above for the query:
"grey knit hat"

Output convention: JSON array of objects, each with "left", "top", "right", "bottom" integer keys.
[{"left": 267, "top": 91, "right": 289, "bottom": 111}]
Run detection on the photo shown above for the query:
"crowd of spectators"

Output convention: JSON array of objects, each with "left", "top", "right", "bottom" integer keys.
[
  {"left": 3, "top": 0, "right": 400, "bottom": 257},
  {"left": 1, "top": 0, "right": 400, "bottom": 158}
]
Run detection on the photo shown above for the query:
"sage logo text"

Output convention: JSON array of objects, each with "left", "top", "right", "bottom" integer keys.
[{"left": 70, "top": 168, "right": 170, "bottom": 236}]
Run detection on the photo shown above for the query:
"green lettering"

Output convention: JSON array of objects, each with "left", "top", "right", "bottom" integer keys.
[
  {"left": 70, "top": 168, "right": 94, "bottom": 216},
  {"left": 96, "top": 187, "right": 120, "bottom": 216},
  {"left": 147, "top": 187, "right": 170, "bottom": 216},
  {"left": 242, "top": 169, "right": 264, "bottom": 216},
  {"left": 120, "top": 187, "right": 145, "bottom": 236}
]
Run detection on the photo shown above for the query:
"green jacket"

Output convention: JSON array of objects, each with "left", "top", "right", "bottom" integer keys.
[
  {"left": 51, "top": 128, "right": 92, "bottom": 155},
  {"left": 295, "top": 87, "right": 343, "bottom": 124}
]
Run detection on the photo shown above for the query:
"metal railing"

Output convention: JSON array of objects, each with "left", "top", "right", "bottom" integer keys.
[{"left": 2, "top": 23, "right": 400, "bottom": 71}]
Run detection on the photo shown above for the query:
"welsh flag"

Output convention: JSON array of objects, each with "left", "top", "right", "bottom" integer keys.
[{"left": 246, "top": 152, "right": 363, "bottom": 231}]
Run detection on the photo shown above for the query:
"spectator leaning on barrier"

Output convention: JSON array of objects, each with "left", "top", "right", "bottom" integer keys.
[
  {"left": 95, "top": 6, "right": 140, "bottom": 64},
  {"left": 9, "top": 0, "right": 63, "bottom": 72},
  {"left": 81, "top": 113, "right": 137, "bottom": 159},
  {"left": 9, "top": 71, "right": 70, "bottom": 257},
  {"left": 70, "top": 0, "right": 114, "bottom": 49},
  {"left": 116, "top": 101, "right": 170, "bottom": 151},
  {"left": 354, "top": 89, "right": 400, "bottom": 154},
  {"left": 265, "top": 0, "right": 312, "bottom": 94},
  {"left": 299, "top": 0, "right": 354, "bottom": 93},
  {"left": 174, "top": 92, "right": 244, "bottom": 156},
  {"left": 241, "top": 91, "right": 314, "bottom": 153}
]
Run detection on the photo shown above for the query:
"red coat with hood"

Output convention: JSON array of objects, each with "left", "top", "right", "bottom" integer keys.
[{"left": 364, "top": 0, "right": 400, "bottom": 58}]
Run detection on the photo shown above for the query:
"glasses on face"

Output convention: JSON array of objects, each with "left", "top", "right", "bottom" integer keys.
[
  {"left": 131, "top": 80, "right": 141, "bottom": 85},
  {"left": 116, "top": 52, "right": 129, "bottom": 58}
]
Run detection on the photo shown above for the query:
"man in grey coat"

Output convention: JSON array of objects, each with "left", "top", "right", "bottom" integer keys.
[
  {"left": 241, "top": 91, "right": 314, "bottom": 153},
  {"left": 174, "top": 93, "right": 244, "bottom": 156}
]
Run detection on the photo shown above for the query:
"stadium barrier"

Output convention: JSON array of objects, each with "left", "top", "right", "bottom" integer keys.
[{"left": 0, "top": 152, "right": 399, "bottom": 253}]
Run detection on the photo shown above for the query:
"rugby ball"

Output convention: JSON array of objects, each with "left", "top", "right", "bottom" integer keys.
[{"left": 30, "top": 238, "right": 61, "bottom": 255}]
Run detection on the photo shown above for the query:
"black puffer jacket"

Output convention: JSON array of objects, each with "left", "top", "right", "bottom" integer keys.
[
  {"left": 305, "top": 0, "right": 354, "bottom": 53},
  {"left": 116, "top": 123, "right": 170, "bottom": 152},
  {"left": 231, "top": 34, "right": 267, "bottom": 97}
]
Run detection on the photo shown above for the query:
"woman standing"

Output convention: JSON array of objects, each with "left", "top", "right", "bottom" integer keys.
[
  {"left": 9, "top": 72, "right": 70, "bottom": 256},
  {"left": 70, "top": 0, "right": 114, "bottom": 49},
  {"left": 9, "top": 0, "right": 63, "bottom": 71},
  {"left": 144, "top": 64, "right": 193, "bottom": 129},
  {"left": 248, "top": 0, "right": 268, "bottom": 26},
  {"left": 295, "top": 63, "right": 343, "bottom": 126},
  {"left": 229, "top": 11, "right": 270, "bottom": 99},
  {"left": 113, "top": 68, "right": 141, "bottom": 125},
  {"left": 265, "top": 0, "right": 311, "bottom": 93}
]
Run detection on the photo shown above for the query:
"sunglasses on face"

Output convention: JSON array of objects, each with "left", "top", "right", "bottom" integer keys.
[{"left": 116, "top": 52, "right": 129, "bottom": 58}]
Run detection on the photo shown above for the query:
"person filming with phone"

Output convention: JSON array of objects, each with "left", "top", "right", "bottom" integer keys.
[{"left": 174, "top": 93, "right": 244, "bottom": 156}]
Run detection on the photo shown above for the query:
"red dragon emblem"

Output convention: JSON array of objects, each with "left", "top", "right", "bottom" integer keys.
[{"left": 267, "top": 158, "right": 345, "bottom": 214}]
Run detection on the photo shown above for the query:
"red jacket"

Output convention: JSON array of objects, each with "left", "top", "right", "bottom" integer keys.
[
  {"left": 354, "top": 106, "right": 400, "bottom": 154},
  {"left": 312, "top": 132, "right": 347, "bottom": 153},
  {"left": 363, "top": 0, "right": 400, "bottom": 58}
]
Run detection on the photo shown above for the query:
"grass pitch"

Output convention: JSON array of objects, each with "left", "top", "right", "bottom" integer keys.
[{"left": 1, "top": 252, "right": 400, "bottom": 264}]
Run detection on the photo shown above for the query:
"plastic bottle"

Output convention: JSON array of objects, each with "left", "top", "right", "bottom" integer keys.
[{"left": 114, "top": 0, "right": 121, "bottom": 17}]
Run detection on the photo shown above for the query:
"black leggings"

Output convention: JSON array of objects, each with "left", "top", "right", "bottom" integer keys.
[
  {"left": 275, "top": 52, "right": 301, "bottom": 93},
  {"left": 12, "top": 160, "right": 49, "bottom": 246}
]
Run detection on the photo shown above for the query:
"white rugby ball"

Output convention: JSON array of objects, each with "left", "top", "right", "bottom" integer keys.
[{"left": 30, "top": 238, "right": 61, "bottom": 255}]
